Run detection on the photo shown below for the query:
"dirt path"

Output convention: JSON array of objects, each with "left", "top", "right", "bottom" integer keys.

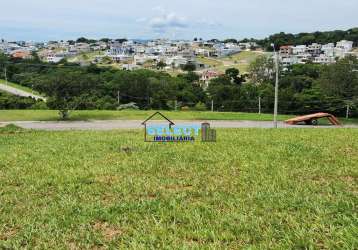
[{"left": 0, "top": 83, "right": 46, "bottom": 101}]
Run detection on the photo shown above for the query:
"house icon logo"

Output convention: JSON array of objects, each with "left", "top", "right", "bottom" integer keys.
[{"left": 142, "top": 112, "right": 216, "bottom": 142}]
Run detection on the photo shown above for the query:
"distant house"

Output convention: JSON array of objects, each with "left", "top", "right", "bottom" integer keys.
[
  {"left": 109, "top": 54, "right": 132, "bottom": 63},
  {"left": 108, "top": 42, "right": 133, "bottom": 55},
  {"left": 322, "top": 43, "right": 335, "bottom": 57},
  {"left": 200, "top": 70, "right": 221, "bottom": 89},
  {"left": 335, "top": 40, "right": 354, "bottom": 58},
  {"left": 165, "top": 56, "right": 188, "bottom": 68},
  {"left": 239, "top": 42, "right": 258, "bottom": 50},
  {"left": 279, "top": 45, "right": 293, "bottom": 56},
  {"left": 314, "top": 54, "right": 335, "bottom": 64},
  {"left": 214, "top": 43, "right": 241, "bottom": 57},
  {"left": 46, "top": 54, "right": 64, "bottom": 63},
  {"left": 75, "top": 43, "right": 91, "bottom": 53},
  {"left": 10, "top": 50, "right": 32, "bottom": 59},
  {"left": 292, "top": 45, "right": 307, "bottom": 55},
  {"left": 122, "top": 64, "right": 141, "bottom": 71},
  {"left": 307, "top": 43, "right": 322, "bottom": 57}
]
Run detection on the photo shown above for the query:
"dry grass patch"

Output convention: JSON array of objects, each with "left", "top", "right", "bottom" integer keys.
[{"left": 92, "top": 221, "right": 122, "bottom": 242}]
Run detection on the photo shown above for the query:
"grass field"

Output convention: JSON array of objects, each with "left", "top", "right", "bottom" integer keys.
[
  {"left": 1, "top": 110, "right": 358, "bottom": 125},
  {"left": 0, "top": 125, "right": 357, "bottom": 248},
  {"left": 197, "top": 51, "right": 266, "bottom": 73},
  {"left": 0, "top": 110, "right": 294, "bottom": 122},
  {"left": 67, "top": 51, "right": 105, "bottom": 64}
]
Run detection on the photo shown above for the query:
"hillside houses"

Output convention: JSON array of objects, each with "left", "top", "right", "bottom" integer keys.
[
  {"left": 2, "top": 37, "right": 355, "bottom": 73},
  {"left": 0, "top": 40, "right": 39, "bottom": 59},
  {"left": 279, "top": 40, "right": 355, "bottom": 67}
]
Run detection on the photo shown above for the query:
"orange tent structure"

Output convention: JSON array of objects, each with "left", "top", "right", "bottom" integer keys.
[{"left": 285, "top": 113, "right": 341, "bottom": 126}]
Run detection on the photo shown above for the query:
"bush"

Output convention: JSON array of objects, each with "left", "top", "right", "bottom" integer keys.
[
  {"left": 117, "top": 102, "right": 139, "bottom": 110},
  {"left": 31, "top": 101, "right": 48, "bottom": 110},
  {"left": 181, "top": 106, "right": 190, "bottom": 111},
  {"left": 194, "top": 102, "right": 207, "bottom": 111}
]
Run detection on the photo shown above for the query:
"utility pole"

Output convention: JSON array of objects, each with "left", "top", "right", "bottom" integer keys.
[
  {"left": 117, "top": 91, "right": 120, "bottom": 105},
  {"left": 272, "top": 44, "right": 279, "bottom": 128},
  {"left": 346, "top": 104, "right": 350, "bottom": 119},
  {"left": 4, "top": 66, "right": 8, "bottom": 85},
  {"left": 211, "top": 100, "right": 214, "bottom": 112},
  {"left": 258, "top": 96, "right": 261, "bottom": 115}
]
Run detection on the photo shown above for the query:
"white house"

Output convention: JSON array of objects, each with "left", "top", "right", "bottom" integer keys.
[
  {"left": 292, "top": 45, "right": 307, "bottom": 55},
  {"left": 165, "top": 56, "right": 188, "bottom": 68},
  {"left": 322, "top": 43, "right": 335, "bottom": 57},
  {"left": 46, "top": 55, "right": 64, "bottom": 63},
  {"left": 314, "top": 54, "right": 335, "bottom": 64},
  {"left": 335, "top": 40, "right": 354, "bottom": 58}
]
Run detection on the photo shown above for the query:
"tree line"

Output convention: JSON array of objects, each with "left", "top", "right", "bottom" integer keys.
[
  {"left": 218, "top": 27, "right": 358, "bottom": 51},
  {"left": 1, "top": 52, "right": 357, "bottom": 119}
]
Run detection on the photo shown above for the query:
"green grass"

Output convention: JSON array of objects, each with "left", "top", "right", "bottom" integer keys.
[
  {"left": 0, "top": 80, "right": 42, "bottom": 96},
  {"left": 67, "top": 51, "right": 105, "bottom": 63},
  {"left": 196, "top": 56, "right": 223, "bottom": 67},
  {"left": 198, "top": 51, "right": 266, "bottom": 73},
  {"left": 0, "top": 110, "right": 294, "bottom": 122},
  {"left": 0, "top": 127, "right": 357, "bottom": 248}
]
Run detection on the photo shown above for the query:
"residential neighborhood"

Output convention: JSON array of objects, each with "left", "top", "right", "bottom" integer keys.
[
  {"left": 279, "top": 40, "right": 355, "bottom": 67},
  {"left": 1, "top": 37, "right": 356, "bottom": 75}
]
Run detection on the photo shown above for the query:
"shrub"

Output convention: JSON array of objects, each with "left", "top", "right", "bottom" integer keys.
[
  {"left": 181, "top": 106, "right": 190, "bottom": 111},
  {"left": 194, "top": 102, "right": 207, "bottom": 111}
]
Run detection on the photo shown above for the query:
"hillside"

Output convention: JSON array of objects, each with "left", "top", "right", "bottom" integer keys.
[{"left": 197, "top": 51, "right": 266, "bottom": 73}]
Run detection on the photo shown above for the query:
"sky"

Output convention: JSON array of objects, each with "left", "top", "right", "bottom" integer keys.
[{"left": 1, "top": 0, "right": 357, "bottom": 41}]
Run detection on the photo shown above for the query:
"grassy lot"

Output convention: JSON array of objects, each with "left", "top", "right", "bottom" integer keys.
[
  {"left": 0, "top": 110, "right": 295, "bottom": 122},
  {"left": 0, "top": 126, "right": 357, "bottom": 248},
  {"left": 196, "top": 56, "right": 223, "bottom": 68},
  {"left": 67, "top": 51, "right": 105, "bottom": 64},
  {"left": 0, "top": 80, "right": 42, "bottom": 96},
  {"left": 197, "top": 51, "right": 266, "bottom": 73}
]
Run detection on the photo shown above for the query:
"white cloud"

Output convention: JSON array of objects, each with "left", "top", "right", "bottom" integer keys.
[{"left": 149, "top": 12, "right": 189, "bottom": 34}]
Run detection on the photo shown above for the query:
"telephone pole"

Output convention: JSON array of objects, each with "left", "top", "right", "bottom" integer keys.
[
  {"left": 272, "top": 44, "right": 279, "bottom": 128},
  {"left": 4, "top": 66, "right": 8, "bottom": 85},
  {"left": 258, "top": 96, "right": 261, "bottom": 115}
]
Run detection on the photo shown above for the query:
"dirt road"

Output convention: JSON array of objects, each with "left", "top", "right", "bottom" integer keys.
[
  {"left": 0, "top": 83, "right": 46, "bottom": 101},
  {"left": 1, "top": 120, "right": 357, "bottom": 130}
]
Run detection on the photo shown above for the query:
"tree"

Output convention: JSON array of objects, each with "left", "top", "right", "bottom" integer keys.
[
  {"left": 115, "top": 38, "right": 128, "bottom": 44},
  {"left": 34, "top": 70, "right": 102, "bottom": 119},
  {"left": 317, "top": 56, "right": 358, "bottom": 99},
  {"left": 181, "top": 62, "right": 196, "bottom": 72},
  {"left": 178, "top": 71, "right": 199, "bottom": 83},
  {"left": 225, "top": 68, "right": 244, "bottom": 85},
  {"left": 223, "top": 39, "right": 238, "bottom": 44},
  {"left": 76, "top": 37, "right": 89, "bottom": 43},
  {"left": 100, "top": 38, "right": 111, "bottom": 43},
  {"left": 248, "top": 55, "right": 275, "bottom": 84},
  {"left": 156, "top": 61, "right": 167, "bottom": 70}
]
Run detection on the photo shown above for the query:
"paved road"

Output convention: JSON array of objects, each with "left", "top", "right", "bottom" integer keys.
[
  {"left": 0, "top": 83, "right": 46, "bottom": 101},
  {"left": 1, "top": 120, "right": 357, "bottom": 130}
]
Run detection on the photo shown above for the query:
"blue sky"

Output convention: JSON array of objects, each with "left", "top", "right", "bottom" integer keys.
[{"left": 1, "top": 0, "right": 357, "bottom": 41}]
